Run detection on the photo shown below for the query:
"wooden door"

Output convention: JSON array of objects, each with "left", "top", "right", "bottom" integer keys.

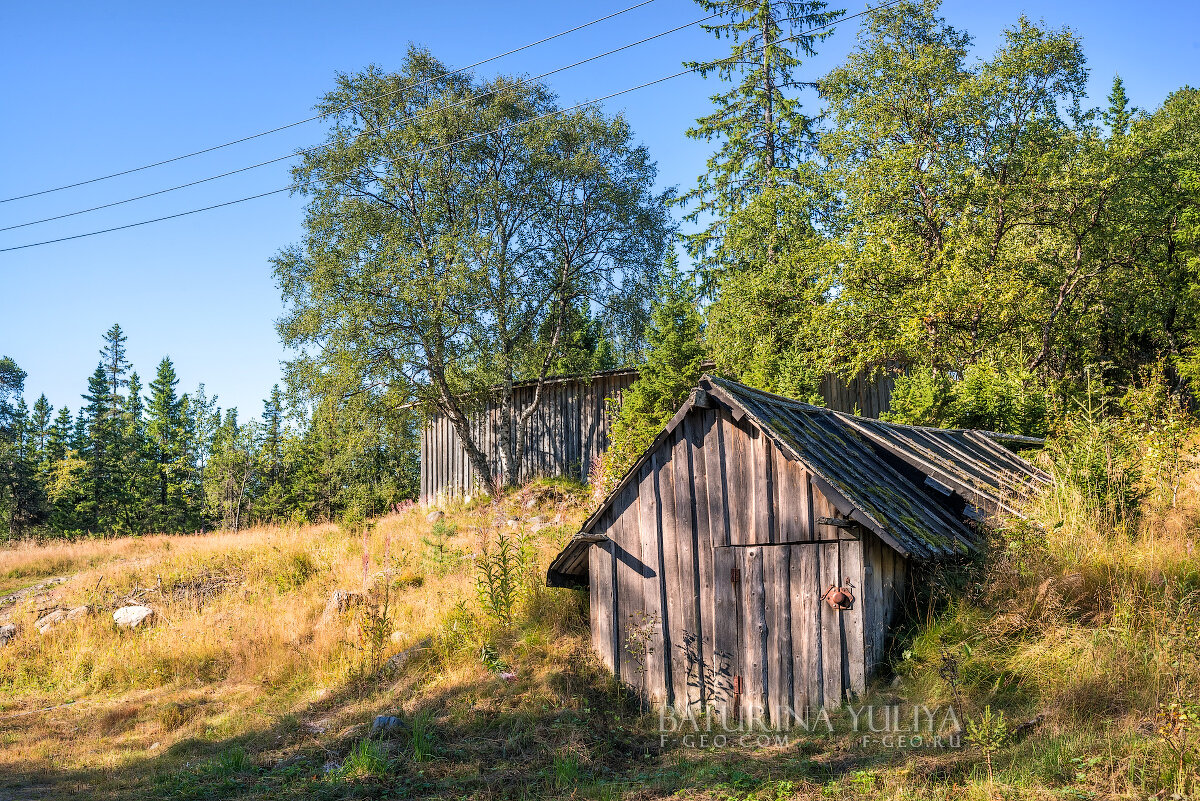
[{"left": 711, "top": 540, "right": 866, "bottom": 727}]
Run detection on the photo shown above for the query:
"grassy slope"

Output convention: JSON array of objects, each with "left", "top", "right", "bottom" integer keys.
[{"left": 1, "top": 472, "right": 1198, "bottom": 800}]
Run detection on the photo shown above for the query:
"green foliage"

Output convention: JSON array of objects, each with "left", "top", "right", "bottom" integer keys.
[
  {"left": 421, "top": 518, "right": 463, "bottom": 575},
  {"left": 408, "top": 709, "right": 437, "bottom": 763},
  {"left": 965, "top": 705, "right": 1009, "bottom": 782},
  {"left": 601, "top": 254, "right": 707, "bottom": 492},
  {"left": 884, "top": 361, "right": 1048, "bottom": 436},
  {"left": 680, "top": 0, "right": 842, "bottom": 278},
  {"left": 274, "top": 48, "right": 672, "bottom": 495},
  {"left": 475, "top": 527, "right": 532, "bottom": 628},
  {"left": 338, "top": 738, "right": 389, "bottom": 780},
  {"left": 4, "top": 324, "right": 421, "bottom": 540}
]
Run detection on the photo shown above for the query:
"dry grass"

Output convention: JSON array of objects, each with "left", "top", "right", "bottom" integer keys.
[
  {"left": 2, "top": 461, "right": 1199, "bottom": 800},
  {"left": 0, "top": 483, "right": 595, "bottom": 799}
]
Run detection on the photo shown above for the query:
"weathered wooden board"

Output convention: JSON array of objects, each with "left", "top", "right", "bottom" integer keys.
[
  {"left": 725, "top": 416, "right": 753, "bottom": 546},
  {"left": 614, "top": 487, "right": 643, "bottom": 692},
  {"left": 712, "top": 546, "right": 740, "bottom": 717},
  {"left": 790, "top": 543, "right": 820, "bottom": 712},
  {"left": 742, "top": 546, "right": 769, "bottom": 723},
  {"left": 657, "top": 445, "right": 690, "bottom": 712},
  {"left": 840, "top": 538, "right": 866, "bottom": 696},
  {"left": 636, "top": 462, "right": 667, "bottom": 706},
  {"left": 704, "top": 409, "right": 731, "bottom": 548},
  {"left": 672, "top": 427, "right": 703, "bottom": 713},
  {"left": 819, "top": 540, "right": 843, "bottom": 707},
  {"left": 590, "top": 539, "right": 616, "bottom": 675},
  {"left": 689, "top": 413, "right": 718, "bottom": 709},
  {"left": 763, "top": 545, "right": 793, "bottom": 726}
]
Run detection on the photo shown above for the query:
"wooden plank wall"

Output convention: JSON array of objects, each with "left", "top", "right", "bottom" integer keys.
[
  {"left": 591, "top": 406, "right": 909, "bottom": 717},
  {"left": 420, "top": 372, "right": 637, "bottom": 504},
  {"left": 422, "top": 371, "right": 894, "bottom": 504},
  {"left": 819, "top": 371, "right": 896, "bottom": 419}
]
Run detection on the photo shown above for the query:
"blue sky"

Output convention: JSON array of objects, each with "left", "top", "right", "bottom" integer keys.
[{"left": 1, "top": 0, "right": 1198, "bottom": 419}]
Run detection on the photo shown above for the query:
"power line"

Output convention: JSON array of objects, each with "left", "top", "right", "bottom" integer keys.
[
  {"left": 0, "top": 0, "right": 903, "bottom": 254},
  {"left": 0, "top": 0, "right": 659, "bottom": 205},
  {"left": 0, "top": 9, "right": 721, "bottom": 234}
]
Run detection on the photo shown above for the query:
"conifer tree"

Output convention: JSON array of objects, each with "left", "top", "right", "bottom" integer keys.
[
  {"left": 258, "top": 385, "right": 287, "bottom": 520},
  {"left": 0, "top": 360, "right": 43, "bottom": 537},
  {"left": 147, "top": 357, "right": 190, "bottom": 531},
  {"left": 123, "top": 371, "right": 151, "bottom": 532},
  {"left": 600, "top": 253, "right": 708, "bottom": 490},
  {"left": 48, "top": 407, "right": 72, "bottom": 464},
  {"left": 681, "top": 0, "right": 841, "bottom": 276},
  {"left": 80, "top": 363, "right": 113, "bottom": 531},
  {"left": 30, "top": 395, "right": 52, "bottom": 467},
  {"left": 1104, "top": 74, "right": 1136, "bottom": 137}
]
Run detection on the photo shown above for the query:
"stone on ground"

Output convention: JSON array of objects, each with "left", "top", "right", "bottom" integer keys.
[{"left": 113, "top": 605, "right": 155, "bottom": 628}]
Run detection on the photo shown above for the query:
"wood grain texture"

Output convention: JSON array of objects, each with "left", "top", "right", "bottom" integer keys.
[
  {"left": 840, "top": 538, "right": 866, "bottom": 696},
  {"left": 820, "top": 540, "right": 843, "bottom": 707},
  {"left": 712, "top": 547, "right": 740, "bottom": 717},
  {"left": 636, "top": 462, "right": 667, "bottom": 706}
]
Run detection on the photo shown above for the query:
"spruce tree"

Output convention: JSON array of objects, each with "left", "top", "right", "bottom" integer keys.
[
  {"left": 100, "top": 324, "right": 129, "bottom": 409},
  {"left": 259, "top": 385, "right": 287, "bottom": 521},
  {"left": 600, "top": 253, "right": 708, "bottom": 490},
  {"left": 0, "top": 360, "right": 43, "bottom": 537},
  {"left": 147, "top": 357, "right": 190, "bottom": 531},
  {"left": 30, "top": 395, "right": 52, "bottom": 467},
  {"left": 1104, "top": 74, "right": 1136, "bottom": 137},
  {"left": 80, "top": 363, "right": 113, "bottom": 532},
  {"left": 681, "top": 0, "right": 841, "bottom": 276},
  {"left": 48, "top": 407, "right": 72, "bottom": 463},
  {"left": 123, "top": 371, "right": 151, "bottom": 532}
]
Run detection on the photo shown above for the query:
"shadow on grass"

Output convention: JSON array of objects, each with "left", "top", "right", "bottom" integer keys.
[{"left": 0, "top": 657, "right": 956, "bottom": 801}]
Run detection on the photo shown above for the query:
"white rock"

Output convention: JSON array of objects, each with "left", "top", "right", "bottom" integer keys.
[
  {"left": 425, "top": 509, "right": 445, "bottom": 524},
  {"left": 0, "top": 623, "right": 16, "bottom": 645},
  {"left": 113, "top": 605, "right": 155, "bottom": 628},
  {"left": 66, "top": 605, "right": 90, "bottom": 621},
  {"left": 36, "top": 609, "right": 67, "bottom": 634}
]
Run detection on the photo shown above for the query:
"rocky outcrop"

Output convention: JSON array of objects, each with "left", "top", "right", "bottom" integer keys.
[{"left": 35, "top": 609, "right": 67, "bottom": 634}]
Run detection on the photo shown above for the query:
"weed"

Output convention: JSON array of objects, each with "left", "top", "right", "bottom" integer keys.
[
  {"left": 410, "top": 709, "right": 436, "bottom": 762},
  {"left": 339, "top": 738, "right": 389, "bottom": 780},
  {"left": 476, "top": 527, "right": 530, "bottom": 627},
  {"left": 552, "top": 752, "right": 581, "bottom": 789},
  {"left": 212, "top": 746, "right": 252, "bottom": 777},
  {"left": 623, "top": 611, "right": 659, "bottom": 713}
]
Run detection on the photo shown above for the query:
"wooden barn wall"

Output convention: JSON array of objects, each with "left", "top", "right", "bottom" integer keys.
[
  {"left": 591, "top": 406, "right": 909, "bottom": 719},
  {"left": 421, "top": 372, "right": 892, "bottom": 503},
  {"left": 819, "top": 371, "right": 895, "bottom": 419},
  {"left": 420, "top": 373, "right": 636, "bottom": 504}
]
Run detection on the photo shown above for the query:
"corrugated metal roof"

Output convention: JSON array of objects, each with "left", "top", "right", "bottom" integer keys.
[{"left": 547, "top": 375, "right": 1048, "bottom": 586}]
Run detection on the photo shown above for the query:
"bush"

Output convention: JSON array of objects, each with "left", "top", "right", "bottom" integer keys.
[{"left": 884, "top": 360, "right": 1048, "bottom": 436}]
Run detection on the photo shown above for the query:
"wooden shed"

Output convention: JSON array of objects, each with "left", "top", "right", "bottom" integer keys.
[
  {"left": 422, "top": 370, "right": 898, "bottom": 504},
  {"left": 547, "top": 376, "right": 1048, "bottom": 722},
  {"left": 420, "top": 369, "right": 640, "bottom": 504}
]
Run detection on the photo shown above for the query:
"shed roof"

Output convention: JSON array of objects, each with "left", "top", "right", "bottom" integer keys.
[{"left": 547, "top": 375, "right": 1049, "bottom": 587}]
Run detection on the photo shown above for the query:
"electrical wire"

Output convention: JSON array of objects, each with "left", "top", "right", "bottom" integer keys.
[
  {"left": 0, "top": 0, "right": 659, "bottom": 204},
  {"left": 0, "top": 0, "right": 903, "bottom": 254},
  {"left": 0, "top": 9, "right": 721, "bottom": 234}
]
